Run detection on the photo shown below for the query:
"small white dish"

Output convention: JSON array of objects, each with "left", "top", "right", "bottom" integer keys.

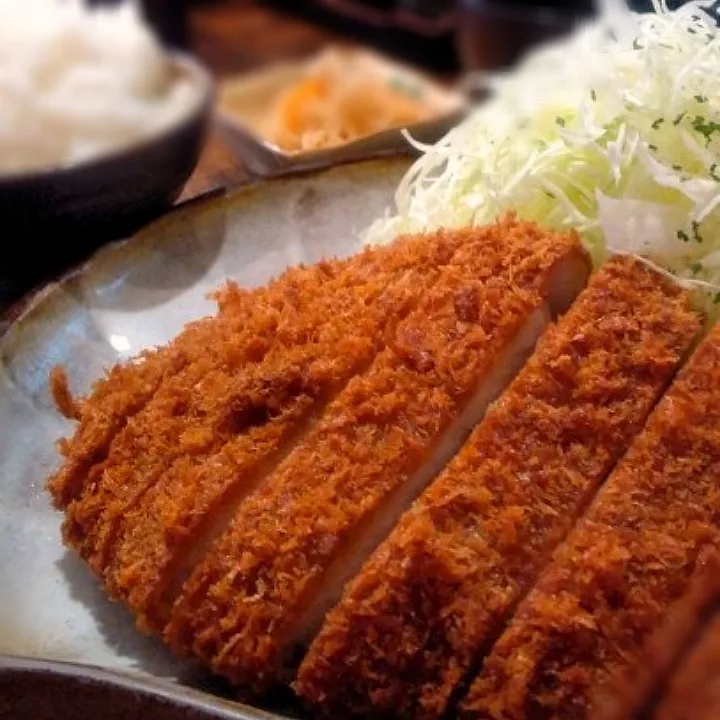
[{"left": 214, "top": 48, "right": 467, "bottom": 178}]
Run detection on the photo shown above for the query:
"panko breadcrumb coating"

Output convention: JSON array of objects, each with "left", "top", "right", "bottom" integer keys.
[
  {"left": 48, "top": 262, "right": 337, "bottom": 511},
  {"left": 63, "top": 235, "right": 458, "bottom": 579},
  {"left": 49, "top": 338, "right": 192, "bottom": 508},
  {"left": 295, "top": 257, "right": 701, "bottom": 720},
  {"left": 164, "top": 220, "right": 589, "bottom": 694},
  {"left": 102, "top": 230, "right": 467, "bottom": 631},
  {"left": 462, "top": 321, "right": 720, "bottom": 720},
  {"left": 60, "top": 260, "right": 351, "bottom": 575}
]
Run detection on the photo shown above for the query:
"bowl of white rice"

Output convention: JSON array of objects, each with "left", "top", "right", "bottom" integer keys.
[{"left": 0, "top": 0, "right": 213, "bottom": 244}]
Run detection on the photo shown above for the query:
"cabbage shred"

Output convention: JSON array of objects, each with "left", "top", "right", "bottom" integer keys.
[{"left": 365, "top": 0, "right": 720, "bottom": 306}]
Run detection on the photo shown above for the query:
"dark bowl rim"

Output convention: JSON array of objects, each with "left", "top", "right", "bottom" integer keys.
[{"left": 0, "top": 52, "right": 215, "bottom": 189}]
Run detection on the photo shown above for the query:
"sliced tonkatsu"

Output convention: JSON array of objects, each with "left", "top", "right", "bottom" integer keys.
[
  {"left": 103, "top": 230, "right": 470, "bottom": 630},
  {"left": 62, "top": 232, "right": 464, "bottom": 582},
  {"left": 590, "top": 554, "right": 720, "bottom": 720},
  {"left": 48, "top": 316, "right": 219, "bottom": 509},
  {"left": 47, "top": 260, "right": 351, "bottom": 511},
  {"left": 49, "top": 262, "right": 338, "bottom": 514},
  {"left": 462, "top": 321, "right": 720, "bottom": 720},
  {"left": 163, "top": 219, "right": 589, "bottom": 693},
  {"left": 295, "top": 256, "right": 702, "bottom": 720},
  {"left": 59, "top": 261, "right": 348, "bottom": 574}
]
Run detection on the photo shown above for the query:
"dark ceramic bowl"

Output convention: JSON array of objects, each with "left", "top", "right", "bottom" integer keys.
[{"left": 0, "top": 53, "right": 213, "bottom": 253}]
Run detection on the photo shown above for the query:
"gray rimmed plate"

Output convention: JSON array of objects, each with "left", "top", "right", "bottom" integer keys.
[{"left": 0, "top": 158, "right": 410, "bottom": 719}]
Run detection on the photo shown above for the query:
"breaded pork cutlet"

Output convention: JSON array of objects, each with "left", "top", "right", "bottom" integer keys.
[
  {"left": 101, "top": 230, "right": 470, "bottom": 631},
  {"left": 59, "top": 259, "right": 354, "bottom": 574},
  {"left": 48, "top": 261, "right": 340, "bottom": 510},
  {"left": 295, "top": 257, "right": 701, "bottom": 720},
  {"left": 590, "top": 554, "right": 720, "bottom": 720},
  {"left": 63, "top": 233, "right": 462, "bottom": 581},
  {"left": 48, "top": 312, "right": 240, "bottom": 509},
  {"left": 164, "top": 219, "right": 589, "bottom": 694},
  {"left": 462, "top": 321, "right": 720, "bottom": 720}
]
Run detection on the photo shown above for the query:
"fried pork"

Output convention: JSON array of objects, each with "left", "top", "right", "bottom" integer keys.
[
  {"left": 62, "top": 234, "right": 462, "bottom": 581},
  {"left": 101, "top": 230, "right": 470, "bottom": 631},
  {"left": 462, "top": 321, "right": 720, "bottom": 720},
  {"left": 294, "top": 256, "right": 701, "bottom": 720},
  {"left": 163, "top": 220, "right": 589, "bottom": 694},
  {"left": 48, "top": 262, "right": 337, "bottom": 510},
  {"left": 48, "top": 332, "right": 194, "bottom": 509}
]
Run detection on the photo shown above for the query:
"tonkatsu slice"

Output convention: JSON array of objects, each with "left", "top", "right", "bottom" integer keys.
[
  {"left": 164, "top": 219, "right": 589, "bottom": 694},
  {"left": 47, "top": 259, "right": 346, "bottom": 511},
  {"left": 103, "top": 229, "right": 470, "bottom": 630},
  {"left": 462, "top": 320, "right": 720, "bottom": 720},
  {"left": 296, "top": 256, "right": 701, "bottom": 720},
  {"left": 590, "top": 553, "right": 720, "bottom": 720},
  {"left": 50, "top": 260, "right": 343, "bottom": 517},
  {"left": 63, "top": 232, "right": 461, "bottom": 580}
]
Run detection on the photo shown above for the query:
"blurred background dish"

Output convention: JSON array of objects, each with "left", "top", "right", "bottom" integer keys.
[
  {"left": 0, "top": 0, "right": 209, "bottom": 177},
  {"left": 0, "top": 51, "right": 213, "bottom": 307},
  {"left": 0, "top": 0, "right": 213, "bottom": 309},
  {"left": 215, "top": 46, "right": 465, "bottom": 176},
  {"left": 0, "top": 53, "right": 212, "bottom": 241},
  {"left": 0, "top": 0, "right": 598, "bottom": 312}
]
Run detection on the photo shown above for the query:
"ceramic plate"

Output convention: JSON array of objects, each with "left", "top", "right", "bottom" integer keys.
[
  {"left": 0, "top": 158, "right": 410, "bottom": 715},
  {"left": 215, "top": 48, "right": 466, "bottom": 177}
]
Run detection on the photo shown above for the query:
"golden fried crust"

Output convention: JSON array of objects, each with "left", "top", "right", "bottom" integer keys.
[
  {"left": 294, "top": 257, "right": 701, "bottom": 720},
  {"left": 46, "top": 262, "right": 326, "bottom": 510},
  {"left": 60, "top": 265, "right": 329, "bottom": 573},
  {"left": 462, "top": 321, "right": 720, "bottom": 720},
  {"left": 47, "top": 344, "right": 180, "bottom": 509},
  {"left": 164, "top": 220, "right": 586, "bottom": 694},
  {"left": 64, "top": 238, "right": 449, "bottom": 578},
  {"left": 49, "top": 366, "right": 81, "bottom": 421},
  {"left": 102, "top": 231, "right": 466, "bottom": 631},
  {"left": 590, "top": 553, "right": 720, "bottom": 720}
]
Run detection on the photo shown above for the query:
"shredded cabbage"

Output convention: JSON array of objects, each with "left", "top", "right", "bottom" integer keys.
[{"left": 365, "top": 0, "right": 720, "bottom": 308}]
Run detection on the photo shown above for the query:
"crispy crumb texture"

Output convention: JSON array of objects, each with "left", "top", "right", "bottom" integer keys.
[
  {"left": 63, "top": 237, "right": 457, "bottom": 580},
  {"left": 590, "top": 554, "right": 720, "bottom": 720},
  {"left": 46, "top": 262, "right": 330, "bottom": 511},
  {"left": 295, "top": 257, "right": 701, "bottom": 720},
  {"left": 164, "top": 219, "right": 586, "bottom": 694},
  {"left": 60, "top": 260, "right": 348, "bottom": 575},
  {"left": 103, "top": 231, "right": 464, "bottom": 630},
  {"left": 48, "top": 342, "right": 182, "bottom": 509},
  {"left": 49, "top": 366, "right": 81, "bottom": 421},
  {"left": 462, "top": 321, "right": 720, "bottom": 720}
]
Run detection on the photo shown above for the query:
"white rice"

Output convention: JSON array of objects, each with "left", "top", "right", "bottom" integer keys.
[{"left": 0, "top": 0, "right": 203, "bottom": 175}]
